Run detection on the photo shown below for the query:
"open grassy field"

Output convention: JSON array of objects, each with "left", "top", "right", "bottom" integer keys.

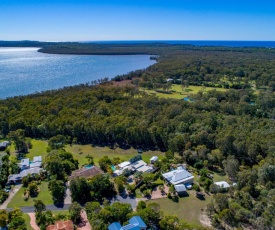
[
  {"left": 143, "top": 84, "right": 227, "bottom": 99},
  {"left": 8, "top": 181, "right": 53, "bottom": 208},
  {"left": 146, "top": 191, "right": 211, "bottom": 226},
  {"left": 65, "top": 145, "right": 165, "bottom": 167},
  {"left": 9, "top": 139, "right": 48, "bottom": 161},
  {"left": 7, "top": 138, "right": 164, "bottom": 167}
]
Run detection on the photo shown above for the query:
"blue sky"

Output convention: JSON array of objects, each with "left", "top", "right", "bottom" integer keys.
[{"left": 1, "top": 0, "right": 275, "bottom": 41}]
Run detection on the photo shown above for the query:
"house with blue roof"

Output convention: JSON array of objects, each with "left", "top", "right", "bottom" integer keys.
[{"left": 108, "top": 216, "right": 147, "bottom": 230}]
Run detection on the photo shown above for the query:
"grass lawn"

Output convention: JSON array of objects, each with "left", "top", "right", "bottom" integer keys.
[
  {"left": 8, "top": 181, "right": 53, "bottom": 208},
  {"left": 143, "top": 84, "right": 227, "bottom": 100},
  {"left": 52, "top": 210, "right": 69, "bottom": 215},
  {"left": 146, "top": 192, "right": 211, "bottom": 226},
  {"left": 6, "top": 138, "right": 164, "bottom": 167},
  {"left": 23, "top": 213, "right": 33, "bottom": 230},
  {"left": 212, "top": 171, "right": 229, "bottom": 182},
  {"left": 65, "top": 145, "right": 165, "bottom": 167},
  {"left": 10, "top": 139, "right": 48, "bottom": 161}
]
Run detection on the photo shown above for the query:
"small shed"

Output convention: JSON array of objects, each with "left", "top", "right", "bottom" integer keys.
[
  {"left": 174, "top": 184, "right": 187, "bottom": 196},
  {"left": 150, "top": 156, "right": 158, "bottom": 164}
]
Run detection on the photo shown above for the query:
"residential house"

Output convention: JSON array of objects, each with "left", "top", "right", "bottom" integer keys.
[
  {"left": 68, "top": 165, "right": 103, "bottom": 180},
  {"left": 162, "top": 166, "right": 194, "bottom": 185},
  {"left": 131, "top": 160, "right": 152, "bottom": 173},
  {"left": 30, "top": 156, "right": 42, "bottom": 168},
  {"left": 108, "top": 216, "right": 147, "bottom": 230},
  {"left": 7, "top": 155, "right": 43, "bottom": 184},
  {"left": 7, "top": 167, "right": 43, "bottom": 184},
  {"left": 214, "top": 181, "right": 230, "bottom": 190},
  {"left": 118, "top": 161, "right": 131, "bottom": 170},
  {"left": 114, "top": 160, "right": 152, "bottom": 176},
  {"left": 19, "top": 158, "right": 30, "bottom": 170}
]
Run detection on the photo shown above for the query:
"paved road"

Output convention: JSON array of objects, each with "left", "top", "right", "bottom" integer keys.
[
  {"left": 109, "top": 192, "right": 137, "bottom": 209},
  {"left": 0, "top": 184, "right": 22, "bottom": 209},
  {"left": 64, "top": 186, "right": 72, "bottom": 204},
  {"left": 5, "top": 194, "right": 137, "bottom": 213},
  {"left": 6, "top": 204, "right": 71, "bottom": 213}
]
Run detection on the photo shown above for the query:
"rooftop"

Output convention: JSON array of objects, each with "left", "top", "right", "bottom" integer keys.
[
  {"left": 129, "top": 216, "right": 147, "bottom": 228},
  {"left": 69, "top": 165, "right": 103, "bottom": 180},
  {"left": 108, "top": 216, "right": 147, "bottom": 230},
  {"left": 175, "top": 184, "right": 187, "bottom": 193},
  {"left": 131, "top": 160, "right": 146, "bottom": 170},
  {"left": 162, "top": 168, "right": 194, "bottom": 185},
  {"left": 8, "top": 167, "right": 43, "bottom": 182},
  {"left": 33, "top": 156, "right": 42, "bottom": 162},
  {"left": 108, "top": 222, "right": 122, "bottom": 230},
  {"left": 150, "top": 156, "right": 158, "bottom": 161},
  {"left": 136, "top": 165, "right": 152, "bottom": 173},
  {"left": 214, "top": 181, "right": 230, "bottom": 188},
  {"left": 118, "top": 161, "right": 131, "bottom": 169}
]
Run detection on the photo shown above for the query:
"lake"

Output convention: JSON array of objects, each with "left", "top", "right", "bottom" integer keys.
[{"left": 0, "top": 48, "right": 156, "bottom": 98}]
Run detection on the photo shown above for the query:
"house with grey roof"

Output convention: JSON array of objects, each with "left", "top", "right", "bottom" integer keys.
[
  {"left": 108, "top": 216, "right": 147, "bottom": 230},
  {"left": 7, "top": 167, "right": 43, "bottom": 184},
  {"left": 162, "top": 166, "right": 194, "bottom": 185},
  {"left": 7, "top": 155, "right": 43, "bottom": 184}
]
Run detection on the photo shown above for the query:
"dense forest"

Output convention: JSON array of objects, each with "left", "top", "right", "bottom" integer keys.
[{"left": 1, "top": 43, "right": 275, "bottom": 229}]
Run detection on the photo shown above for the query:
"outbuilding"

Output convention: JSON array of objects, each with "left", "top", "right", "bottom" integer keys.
[
  {"left": 174, "top": 184, "right": 187, "bottom": 196},
  {"left": 150, "top": 156, "right": 158, "bottom": 164}
]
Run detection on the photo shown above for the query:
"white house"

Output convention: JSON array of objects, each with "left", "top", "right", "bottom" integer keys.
[
  {"left": 19, "top": 158, "right": 30, "bottom": 170},
  {"left": 150, "top": 156, "right": 158, "bottom": 164},
  {"left": 214, "top": 181, "right": 230, "bottom": 189},
  {"left": 30, "top": 156, "right": 42, "bottom": 168},
  {"left": 162, "top": 167, "right": 194, "bottom": 185},
  {"left": 118, "top": 161, "right": 131, "bottom": 170}
]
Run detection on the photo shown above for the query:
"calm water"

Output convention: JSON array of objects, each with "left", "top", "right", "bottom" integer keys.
[{"left": 0, "top": 48, "right": 156, "bottom": 98}]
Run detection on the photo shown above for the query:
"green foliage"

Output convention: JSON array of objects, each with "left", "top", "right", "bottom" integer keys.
[
  {"left": 223, "top": 155, "right": 239, "bottom": 181},
  {"left": 48, "top": 180, "right": 65, "bottom": 204},
  {"left": 34, "top": 200, "right": 46, "bottom": 213},
  {"left": 8, "top": 208, "right": 27, "bottom": 230},
  {"left": 129, "top": 155, "right": 142, "bottom": 164},
  {"left": 28, "top": 181, "right": 39, "bottom": 197},
  {"left": 8, "top": 129, "right": 28, "bottom": 153},
  {"left": 48, "top": 135, "right": 67, "bottom": 149},
  {"left": 70, "top": 177, "right": 91, "bottom": 204},
  {"left": 89, "top": 174, "right": 116, "bottom": 201},
  {"left": 45, "top": 149, "right": 78, "bottom": 181},
  {"left": 69, "top": 202, "right": 82, "bottom": 224},
  {"left": 0, "top": 210, "right": 8, "bottom": 228},
  {"left": 98, "top": 155, "right": 112, "bottom": 172},
  {"left": 85, "top": 154, "right": 94, "bottom": 165},
  {"left": 0, "top": 190, "right": 9, "bottom": 204}
]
